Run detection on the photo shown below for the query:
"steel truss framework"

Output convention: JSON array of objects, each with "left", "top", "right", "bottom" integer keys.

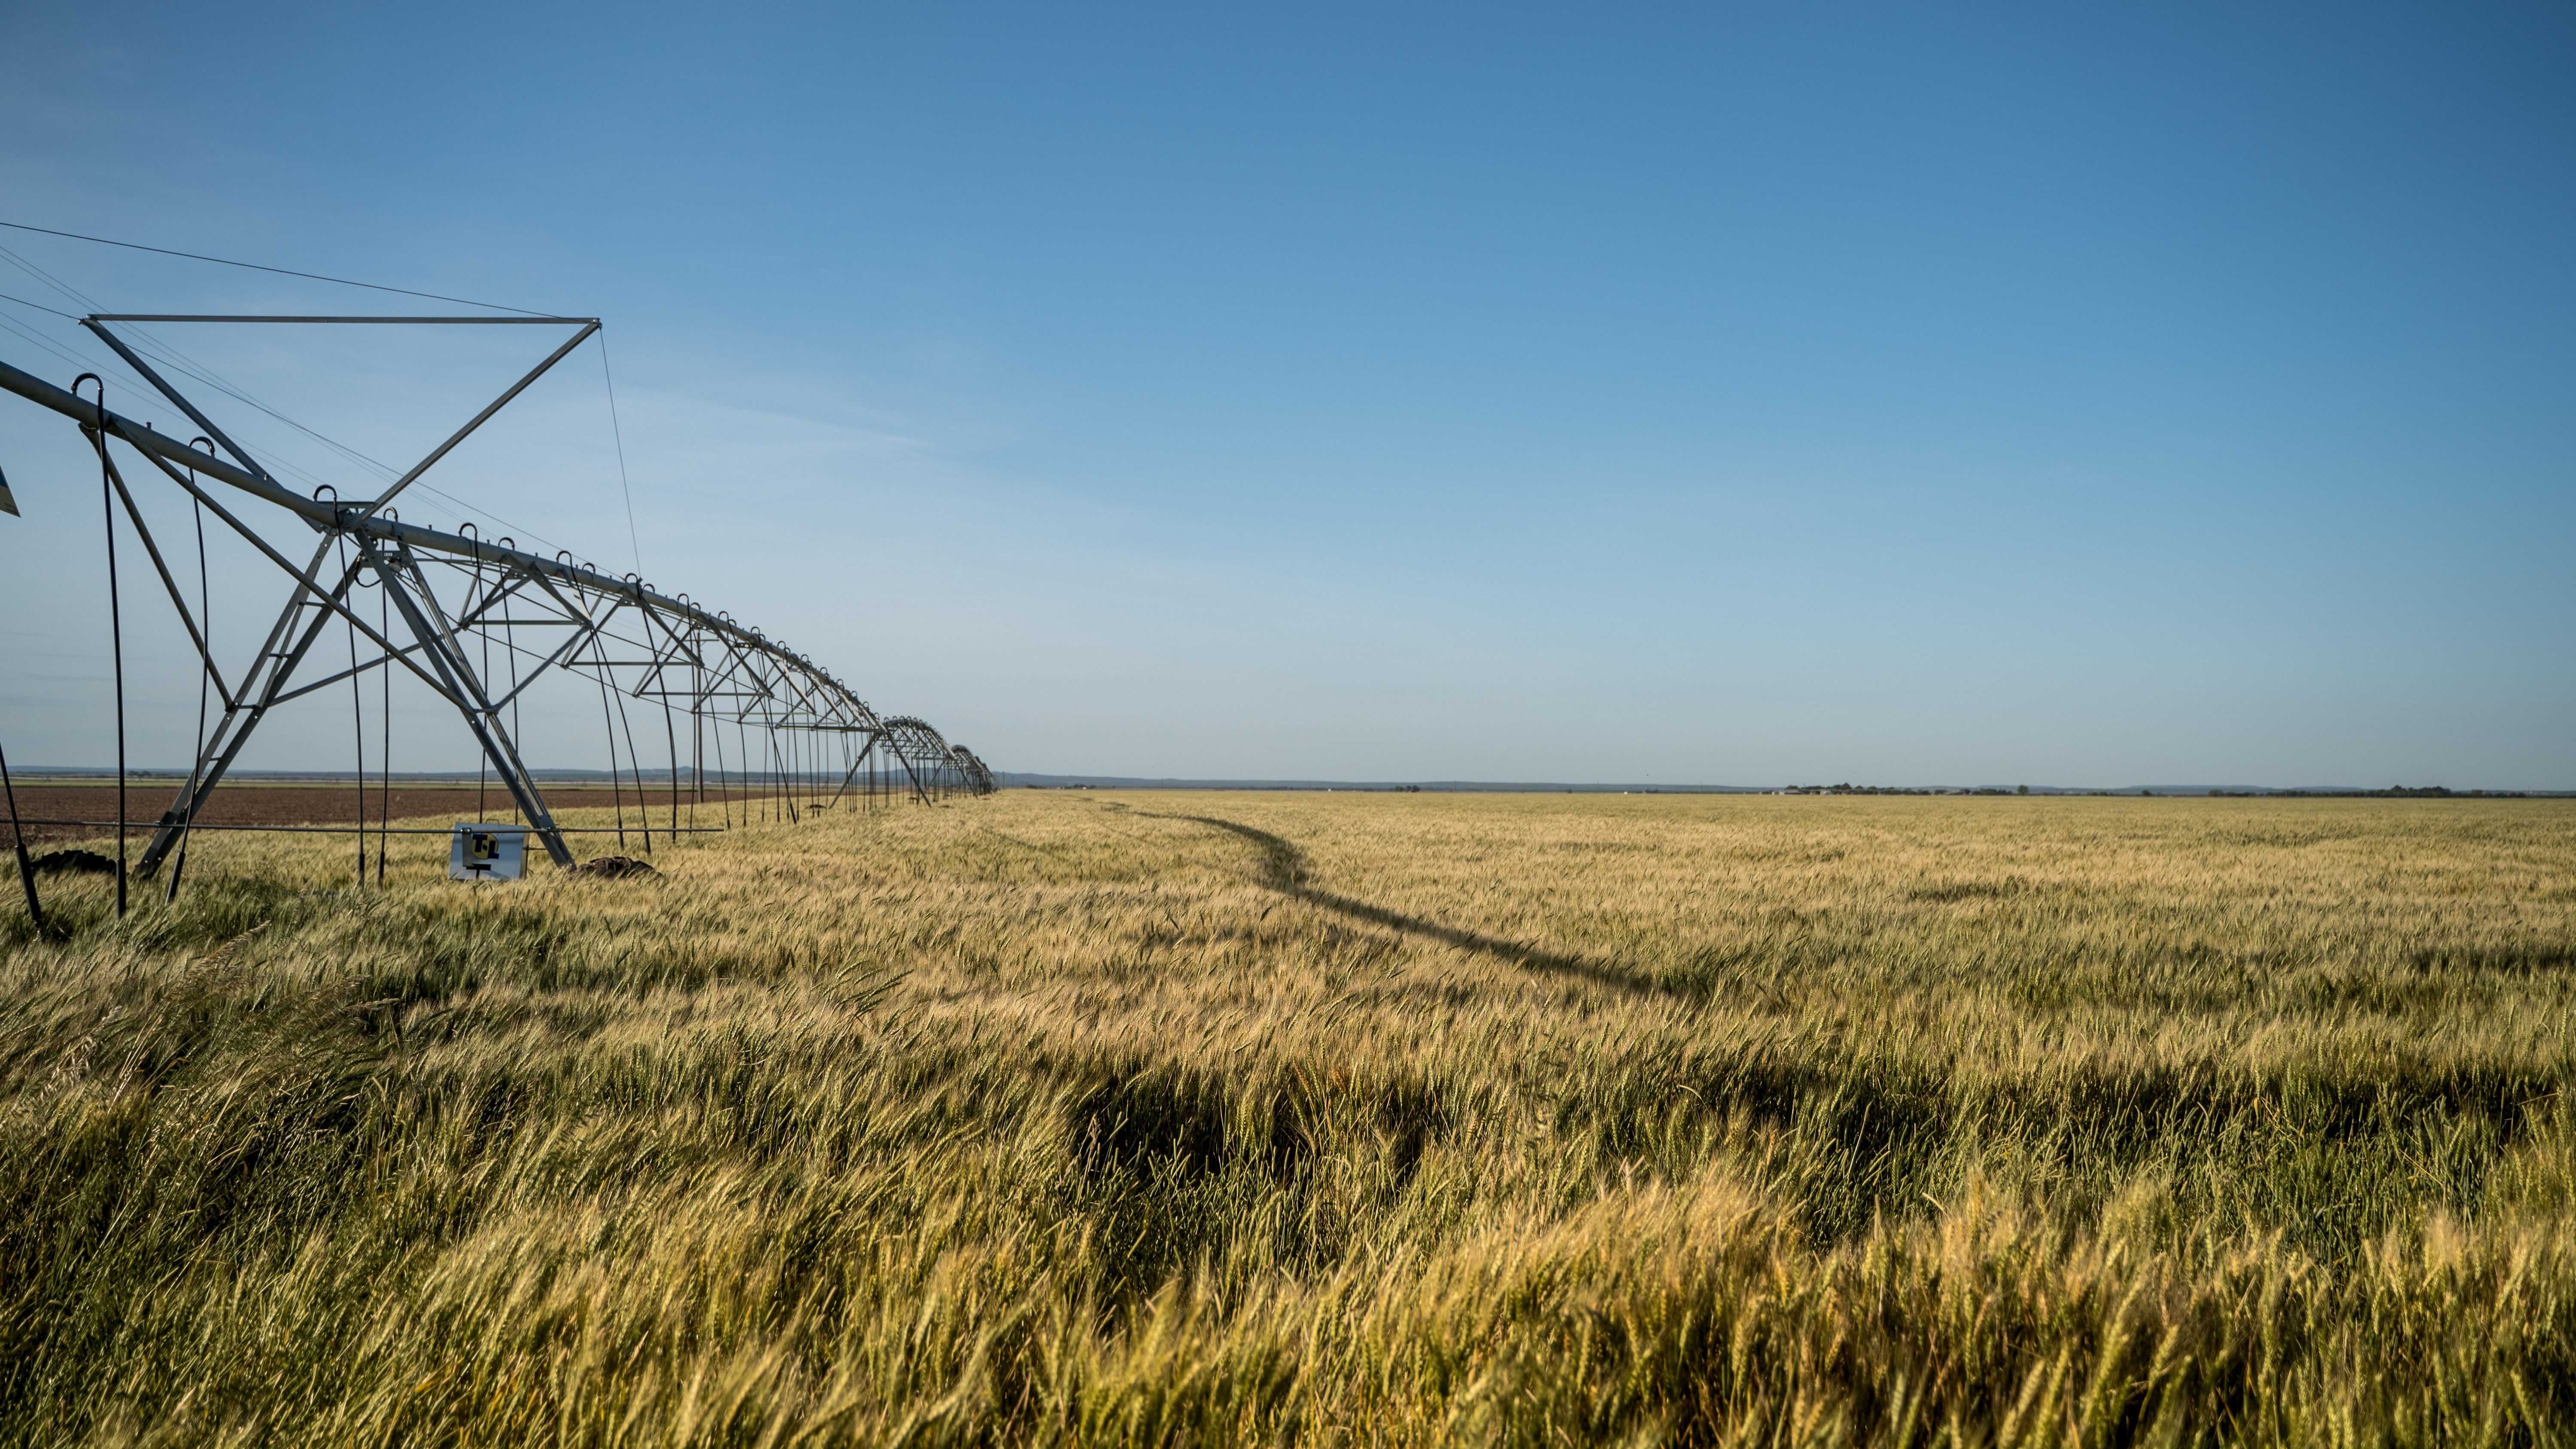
[{"left": 0, "top": 314, "right": 993, "bottom": 876}]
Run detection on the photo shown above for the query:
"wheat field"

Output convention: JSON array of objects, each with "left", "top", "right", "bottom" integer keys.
[{"left": 3, "top": 790, "right": 2572, "bottom": 1446}]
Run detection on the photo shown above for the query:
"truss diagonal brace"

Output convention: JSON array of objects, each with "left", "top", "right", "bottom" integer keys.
[
  {"left": 369, "top": 542, "right": 575, "bottom": 867},
  {"left": 363, "top": 320, "right": 600, "bottom": 517}
]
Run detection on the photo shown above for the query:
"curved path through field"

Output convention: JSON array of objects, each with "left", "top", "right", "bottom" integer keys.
[{"left": 1132, "top": 805, "right": 1678, "bottom": 998}]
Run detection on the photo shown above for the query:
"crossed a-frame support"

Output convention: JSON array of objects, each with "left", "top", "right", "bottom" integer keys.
[
  {"left": 642, "top": 612, "right": 934, "bottom": 807},
  {"left": 58, "top": 405, "right": 572, "bottom": 874},
  {"left": 130, "top": 525, "right": 577, "bottom": 873},
  {"left": 79, "top": 313, "right": 601, "bottom": 875}
]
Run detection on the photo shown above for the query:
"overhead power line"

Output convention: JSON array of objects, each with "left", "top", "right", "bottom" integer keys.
[
  {"left": 0, "top": 243, "right": 582, "bottom": 551},
  {"left": 599, "top": 329, "right": 642, "bottom": 570},
  {"left": 0, "top": 289, "right": 77, "bottom": 320},
  {"left": 0, "top": 219, "right": 548, "bottom": 316}
]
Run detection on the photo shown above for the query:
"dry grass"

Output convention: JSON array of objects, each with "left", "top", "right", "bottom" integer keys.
[{"left": 3, "top": 791, "right": 2573, "bottom": 1446}]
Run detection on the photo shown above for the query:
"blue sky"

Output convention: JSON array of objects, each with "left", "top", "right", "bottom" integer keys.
[{"left": 2, "top": 1, "right": 2571, "bottom": 785}]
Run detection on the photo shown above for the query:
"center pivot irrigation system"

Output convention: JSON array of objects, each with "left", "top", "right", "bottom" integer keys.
[{"left": 0, "top": 310, "right": 995, "bottom": 911}]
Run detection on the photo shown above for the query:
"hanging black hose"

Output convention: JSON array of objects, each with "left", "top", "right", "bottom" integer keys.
[
  {"left": 760, "top": 705, "right": 796, "bottom": 824},
  {"left": 567, "top": 553, "right": 627, "bottom": 850},
  {"left": 462, "top": 523, "right": 488, "bottom": 824},
  {"left": 650, "top": 599, "right": 679, "bottom": 840},
  {"left": 73, "top": 376, "right": 127, "bottom": 917},
  {"left": 781, "top": 721, "right": 799, "bottom": 823},
  {"left": 327, "top": 498, "right": 364, "bottom": 888},
  {"left": 661, "top": 696, "right": 681, "bottom": 842},
  {"left": 682, "top": 617, "right": 702, "bottom": 831},
  {"left": 476, "top": 622, "right": 490, "bottom": 823},
  {"left": 612, "top": 578, "right": 656, "bottom": 853},
  {"left": 1, "top": 738, "right": 46, "bottom": 937},
  {"left": 611, "top": 682, "right": 652, "bottom": 854},
  {"left": 168, "top": 438, "right": 216, "bottom": 904},
  {"left": 377, "top": 540, "right": 391, "bottom": 886},
  {"left": 498, "top": 538, "right": 522, "bottom": 826},
  {"left": 594, "top": 650, "right": 627, "bottom": 849},
  {"left": 708, "top": 708, "right": 730, "bottom": 829}
]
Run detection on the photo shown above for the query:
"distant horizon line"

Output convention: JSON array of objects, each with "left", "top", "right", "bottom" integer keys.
[{"left": 7, "top": 765, "right": 2569, "bottom": 798}]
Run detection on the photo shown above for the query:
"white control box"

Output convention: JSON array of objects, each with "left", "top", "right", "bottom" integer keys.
[{"left": 449, "top": 823, "right": 527, "bottom": 881}]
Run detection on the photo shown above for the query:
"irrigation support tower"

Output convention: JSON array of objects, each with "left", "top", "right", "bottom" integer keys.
[{"left": 0, "top": 313, "right": 993, "bottom": 875}]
